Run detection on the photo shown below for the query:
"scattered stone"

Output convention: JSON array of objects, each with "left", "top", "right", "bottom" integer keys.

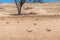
[
  {"left": 17, "top": 21, "right": 19, "bottom": 23},
  {"left": 0, "top": 7, "right": 4, "bottom": 9},
  {"left": 6, "top": 22, "right": 9, "bottom": 24},
  {"left": 35, "top": 18, "right": 38, "bottom": 20},
  {"left": 1, "top": 18, "right": 4, "bottom": 20},
  {"left": 33, "top": 23, "right": 37, "bottom": 25},
  {"left": 29, "top": 12, "right": 36, "bottom": 15},
  {"left": 45, "top": 28, "right": 51, "bottom": 32},
  {"left": 26, "top": 30, "right": 32, "bottom": 33}
]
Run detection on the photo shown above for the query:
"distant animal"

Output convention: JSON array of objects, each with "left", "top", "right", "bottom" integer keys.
[{"left": 15, "top": 0, "right": 25, "bottom": 15}]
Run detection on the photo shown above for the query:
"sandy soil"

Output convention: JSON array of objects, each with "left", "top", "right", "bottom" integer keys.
[
  {"left": 0, "top": 3, "right": 60, "bottom": 40},
  {"left": 0, "top": 16, "right": 60, "bottom": 40}
]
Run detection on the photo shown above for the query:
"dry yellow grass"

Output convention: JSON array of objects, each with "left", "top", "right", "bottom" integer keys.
[{"left": 0, "top": 3, "right": 60, "bottom": 15}]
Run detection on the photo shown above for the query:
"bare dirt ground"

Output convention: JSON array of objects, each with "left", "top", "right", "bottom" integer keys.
[{"left": 0, "top": 3, "right": 60, "bottom": 40}]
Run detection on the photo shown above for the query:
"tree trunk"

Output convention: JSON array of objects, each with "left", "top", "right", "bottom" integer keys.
[{"left": 17, "top": 6, "right": 21, "bottom": 15}]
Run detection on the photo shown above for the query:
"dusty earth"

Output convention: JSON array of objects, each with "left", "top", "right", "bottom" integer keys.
[{"left": 0, "top": 3, "right": 60, "bottom": 40}]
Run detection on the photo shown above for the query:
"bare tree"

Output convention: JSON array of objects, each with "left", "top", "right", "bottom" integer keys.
[{"left": 15, "top": 0, "right": 25, "bottom": 15}]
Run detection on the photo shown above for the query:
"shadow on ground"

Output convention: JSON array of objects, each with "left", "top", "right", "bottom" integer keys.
[{"left": 10, "top": 12, "right": 37, "bottom": 16}]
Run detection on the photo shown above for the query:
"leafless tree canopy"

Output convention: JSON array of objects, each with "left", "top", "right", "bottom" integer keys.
[{"left": 15, "top": 0, "right": 25, "bottom": 15}]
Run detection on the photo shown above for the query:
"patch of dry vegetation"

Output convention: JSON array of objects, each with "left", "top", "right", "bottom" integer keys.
[{"left": 0, "top": 3, "right": 60, "bottom": 16}]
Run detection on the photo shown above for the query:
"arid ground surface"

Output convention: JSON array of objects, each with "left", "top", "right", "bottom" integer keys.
[{"left": 0, "top": 3, "right": 60, "bottom": 40}]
